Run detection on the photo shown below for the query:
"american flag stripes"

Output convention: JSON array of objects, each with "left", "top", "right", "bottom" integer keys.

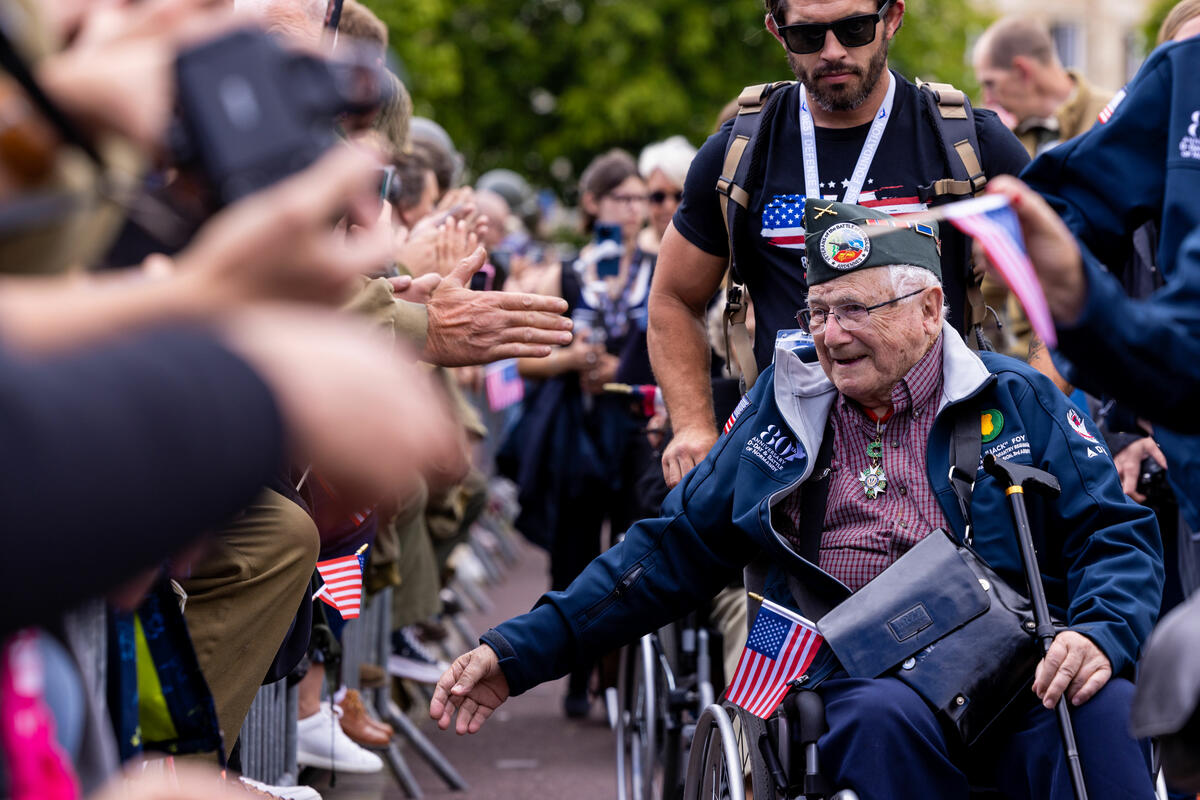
[
  {"left": 942, "top": 194, "right": 1058, "bottom": 348},
  {"left": 315, "top": 547, "right": 367, "bottom": 619},
  {"left": 723, "top": 395, "right": 751, "bottom": 435},
  {"left": 725, "top": 598, "right": 823, "bottom": 719},
  {"left": 485, "top": 359, "right": 525, "bottom": 412},
  {"left": 1098, "top": 89, "right": 1127, "bottom": 124}
]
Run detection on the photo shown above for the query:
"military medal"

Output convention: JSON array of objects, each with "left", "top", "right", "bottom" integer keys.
[{"left": 859, "top": 419, "right": 888, "bottom": 499}]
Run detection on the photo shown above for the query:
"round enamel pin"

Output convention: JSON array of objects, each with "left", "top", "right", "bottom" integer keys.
[{"left": 820, "top": 223, "right": 871, "bottom": 270}]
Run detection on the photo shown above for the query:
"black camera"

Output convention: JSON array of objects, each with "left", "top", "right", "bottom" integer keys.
[
  {"left": 1138, "top": 457, "right": 1172, "bottom": 506},
  {"left": 170, "top": 27, "right": 391, "bottom": 206}
]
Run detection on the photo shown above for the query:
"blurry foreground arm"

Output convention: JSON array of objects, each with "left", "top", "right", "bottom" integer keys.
[
  {"left": 0, "top": 147, "right": 391, "bottom": 353},
  {"left": 988, "top": 176, "right": 1200, "bottom": 430},
  {"left": 648, "top": 223, "right": 726, "bottom": 487},
  {"left": 0, "top": 307, "right": 456, "bottom": 636}
]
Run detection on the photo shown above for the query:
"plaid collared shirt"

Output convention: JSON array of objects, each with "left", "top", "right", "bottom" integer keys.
[{"left": 783, "top": 338, "right": 949, "bottom": 592}]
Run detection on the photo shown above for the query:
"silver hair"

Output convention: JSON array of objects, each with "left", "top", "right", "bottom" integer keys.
[
  {"left": 638, "top": 135, "right": 698, "bottom": 187},
  {"left": 887, "top": 265, "right": 948, "bottom": 325}
]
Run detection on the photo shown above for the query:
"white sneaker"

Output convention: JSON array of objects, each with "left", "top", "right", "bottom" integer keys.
[
  {"left": 296, "top": 702, "right": 384, "bottom": 773},
  {"left": 239, "top": 776, "right": 323, "bottom": 800},
  {"left": 387, "top": 626, "right": 449, "bottom": 684}
]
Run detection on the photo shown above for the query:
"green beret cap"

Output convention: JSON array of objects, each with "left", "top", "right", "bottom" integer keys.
[{"left": 803, "top": 198, "right": 941, "bottom": 287}]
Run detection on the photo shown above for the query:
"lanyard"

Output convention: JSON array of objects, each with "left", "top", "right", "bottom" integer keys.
[{"left": 799, "top": 71, "right": 896, "bottom": 205}]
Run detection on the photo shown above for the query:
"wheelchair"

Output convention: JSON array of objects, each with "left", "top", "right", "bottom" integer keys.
[
  {"left": 613, "top": 612, "right": 723, "bottom": 800},
  {"left": 682, "top": 692, "right": 857, "bottom": 800},
  {"left": 682, "top": 689, "right": 1171, "bottom": 800}
]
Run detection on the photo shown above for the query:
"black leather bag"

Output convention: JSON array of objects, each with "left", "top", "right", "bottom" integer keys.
[{"left": 817, "top": 529, "right": 1040, "bottom": 745}]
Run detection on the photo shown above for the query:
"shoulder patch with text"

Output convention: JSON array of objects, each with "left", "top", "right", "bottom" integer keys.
[{"left": 745, "top": 424, "right": 804, "bottom": 472}]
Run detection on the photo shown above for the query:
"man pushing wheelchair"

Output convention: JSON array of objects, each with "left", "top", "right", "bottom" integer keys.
[{"left": 431, "top": 200, "right": 1163, "bottom": 800}]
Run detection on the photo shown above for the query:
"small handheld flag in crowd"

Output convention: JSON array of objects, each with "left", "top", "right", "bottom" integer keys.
[
  {"left": 725, "top": 593, "right": 824, "bottom": 719},
  {"left": 313, "top": 544, "right": 368, "bottom": 620},
  {"left": 485, "top": 359, "right": 525, "bottom": 412},
  {"left": 603, "top": 382, "right": 664, "bottom": 418},
  {"left": 940, "top": 194, "right": 1057, "bottom": 348},
  {"left": 862, "top": 193, "right": 1057, "bottom": 348}
]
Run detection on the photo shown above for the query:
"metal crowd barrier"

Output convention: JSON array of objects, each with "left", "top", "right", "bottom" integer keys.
[
  {"left": 341, "top": 586, "right": 468, "bottom": 797},
  {"left": 238, "top": 678, "right": 298, "bottom": 786}
]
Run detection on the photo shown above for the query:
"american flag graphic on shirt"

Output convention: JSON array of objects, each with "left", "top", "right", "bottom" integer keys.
[
  {"left": 761, "top": 195, "right": 808, "bottom": 250},
  {"left": 314, "top": 549, "right": 367, "bottom": 619},
  {"left": 725, "top": 598, "right": 823, "bottom": 719},
  {"left": 761, "top": 191, "right": 927, "bottom": 253}
]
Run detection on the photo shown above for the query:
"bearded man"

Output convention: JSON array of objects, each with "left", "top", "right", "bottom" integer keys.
[{"left": 649, "top": 0, "right": 1030, "bottom": 490}]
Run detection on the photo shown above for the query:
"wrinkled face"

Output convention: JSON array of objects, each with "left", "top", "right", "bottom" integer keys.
[
  {"left": 645, "top": 169, "right": 683, "bottom": 238},
  {"left": 974, "top": 57, "right": 1036, "bottom": 122},
  {"left": 771, "top": 0, "right": 897, "bottom": 112},
  {"left": 594, "top": 175, "right": 650, "bottom": 241},
  {"left": 807, "top": 269, "right": 942, "bottom": 408}
]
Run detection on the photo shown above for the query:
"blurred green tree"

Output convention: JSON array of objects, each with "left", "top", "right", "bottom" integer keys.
[
  {"left": 367, "top": 0, "right": 992, "bottom": 190},
  {"left": 1142, "top": 0, "right": 1180, "bottom": 47}
]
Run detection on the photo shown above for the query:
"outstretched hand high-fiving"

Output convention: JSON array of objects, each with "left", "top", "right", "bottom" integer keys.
[{"left": 429, "top": 645, "right": 511, "bottom": 735}]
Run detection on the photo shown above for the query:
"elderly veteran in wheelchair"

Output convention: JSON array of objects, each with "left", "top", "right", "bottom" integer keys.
[{"left": 432, "top": 199, "right": 1163, "bottom": 799}]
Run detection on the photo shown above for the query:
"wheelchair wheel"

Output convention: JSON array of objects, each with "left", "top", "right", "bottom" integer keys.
[
  {"left": 682, "top": 704, "right": 745, "bottom": 800},
  {"left": 617, "top": 635, "right": 662, "bottom": 800}
]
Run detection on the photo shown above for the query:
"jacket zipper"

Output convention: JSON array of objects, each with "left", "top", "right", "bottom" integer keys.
[{"left": 581, "top": 562, "right": 646, "bottom": 623}]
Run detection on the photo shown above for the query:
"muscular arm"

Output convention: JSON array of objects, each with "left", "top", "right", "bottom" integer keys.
[{"left": 648, "top": 223, "right": 728, "bottom": 487}]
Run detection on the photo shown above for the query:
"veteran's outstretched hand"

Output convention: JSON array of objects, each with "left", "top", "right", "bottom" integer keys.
[{"left": 430, "top": 645, "right": 510, "bottom": 735}]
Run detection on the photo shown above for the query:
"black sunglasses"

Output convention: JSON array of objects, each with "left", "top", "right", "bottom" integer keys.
[
  {"left": 649, "top": 190, "right": 683, "bottom": 205},
  {"left": 775, "top": 0, "right": 894, "bottom": 55}
]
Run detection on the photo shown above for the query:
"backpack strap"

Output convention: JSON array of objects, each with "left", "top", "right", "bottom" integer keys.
[
  {"left": 717, "top": 81, "right": 794, "bottom": 392},
  {"left": 915, "top": 79, "right": 991, "bottom": 346}
]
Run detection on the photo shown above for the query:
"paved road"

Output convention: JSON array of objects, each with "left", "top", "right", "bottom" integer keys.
[{"left": 318, "top": 538, "right": 619, "bottom": 800}]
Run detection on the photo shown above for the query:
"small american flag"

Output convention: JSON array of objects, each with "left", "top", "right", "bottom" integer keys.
[
  {"left": 761, "top": 195, "right": 808, "bottom": 250},
  {"left": 485, "top": 359, "right": 525, "bottom": 412},
  {"left": 723, "top": 395, "right": 751, "bottom": 435},
  {"left": 314, "top": 546, "right": 367, "bottom": 619},
  {"left": 1098, "top": 89, "right": 1127, "bottom": 124},
  {"left": 726, "top": 598, "right": 823, "bottom": 719},
  {"left": 942, "top": 194, "right": 1057, "bottom": 348}
]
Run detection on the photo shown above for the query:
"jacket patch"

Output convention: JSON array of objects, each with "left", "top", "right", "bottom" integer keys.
[
  {"left": 1098, "top": 89, "right": 1126, "bottom": 124},
  {"left": 983, "top": 433, "right": 1030, "bottom": 464},
  {"left": 1067, "top": 409, "right": 1099, "bottom": 443},
  {"left": 1181, "top": 110, "right": 1200, "bottom": 160},
  {"left": 981, "top": 409, "right": 1004, "bottom": 443},
  {"left": 746, "top": 424, "right": 804, "bottom": 472},
  {"left": 724, "top": 396, "right": 752, "bottom": 434}
]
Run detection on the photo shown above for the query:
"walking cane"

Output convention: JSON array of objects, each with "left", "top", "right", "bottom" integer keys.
[{"left": 983, "top": 454, "right": 1088, "bottom": 800}]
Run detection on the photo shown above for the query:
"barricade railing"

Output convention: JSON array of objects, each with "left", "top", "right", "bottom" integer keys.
[{"left": 238, "top": 678, "right": 298, "bottom": 786}]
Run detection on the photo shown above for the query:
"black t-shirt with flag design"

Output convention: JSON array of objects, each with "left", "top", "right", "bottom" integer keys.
[{"left": 673, "top": 71, "right": 1029, "bottom": 369}]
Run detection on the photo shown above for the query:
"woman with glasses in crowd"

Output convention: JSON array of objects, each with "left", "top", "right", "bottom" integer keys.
[{"left": 637, "top": 136, "right": 697, "bottom": 255}]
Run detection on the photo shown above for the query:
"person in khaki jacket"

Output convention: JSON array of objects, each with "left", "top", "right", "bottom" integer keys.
[{"left": 974, "top": 18, "right": 1113, "bottom": 160}]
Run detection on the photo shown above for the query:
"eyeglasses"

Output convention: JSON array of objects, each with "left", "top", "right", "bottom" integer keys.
[
  {"left": 649, "top": 190, "right": 683, "bottom": 206},
  {"left": 606, "top": 193, "right": 650, "bottom": 206},
  {"left": 775, "top": 0, "right": 894, "bottom": 55},
  {"left": 796, "top": 287, "right": 925, "bottom": 334}
]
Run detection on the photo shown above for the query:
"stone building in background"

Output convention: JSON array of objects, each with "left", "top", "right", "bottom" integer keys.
[{"left": 978, "top": 0, "right": 1154, "bottom": 88}]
